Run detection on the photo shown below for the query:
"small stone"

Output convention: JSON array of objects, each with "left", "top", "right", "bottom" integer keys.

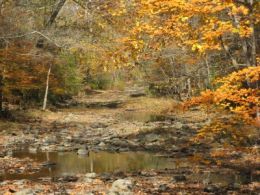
[
  {"left": 63, "top": 142, "right": 72, "bottom": 147},
  {"left": 43, "top": 135, "right": 57, "bottom": 144},
  {"left": 204, "top": 185, "right": 219, "bottom": 193},
  {"left": 158, "top": 184, "right": 169, "bottom": 192},
  {"left": 57, "top": 146, "right": 66, "bottom": 152},
  {"left": 171, "top": 145, "right": 179, "bottom": 151},
  {"left": 144, "top": 133, "right": 159, "bottom": 142},
  {"left": 83, "top": 178, "right": 94, "bottom": 183},
  {"left": 100, "top": 173, "right": 111, "bottom": 181},
  {"left": 13, "top": 180, "right": 26, "bottom": 185},
  {"left": 66, "top": 136, "right": 72, "bottom": 141},
  {"left": 85, "top": 173, "right": 96, "bottom": 178},
  {"left": 77, "top": 148, "right": 89, "bottom": 155},
  {"left": 174, "top": 122, "right": 183, "bottom": 129},
  {"left": 7, "top": 150, "right": 13, "bottom": 156},
  {"left": 28, "top": 147, "right": 37, "bottom": 153},
  {"left": 98, "top": 142, "right": 106, "bottom": 147}
]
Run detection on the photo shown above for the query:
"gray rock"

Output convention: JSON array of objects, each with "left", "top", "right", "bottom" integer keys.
[
  {"left": 0, "top": 181, "right": 8, "bottom": 186},
  {"left": 77, "top": 191, "right": 94, "bottom": 195},
  {"left": 118, "top": 148, "right": 129, "bottom": 152},
  {"left": 83, "top": 178, "right": 94, "bottom": 183},
  {"left": 158, "top": 184, "right": 169, "bottom": 192},
  {"left": 73, "top": 132, "right": 83, "bottom": 138},
  {"left": 204, "top": 185, "right": 219, "bottom": 193},
  {"left": 28, "top": 147, "right": 37, "bottom": 153},
  {"left": 65, "top": 135, "right": 73, "bottom": 141},
  {"left": 85, "top": 173, "right": 97, "bottom": 178},
  {"left": 40, "top": 146, "right": 52, "bottom": 151},
  {"left": 77, "top": 148, "right": 89, "bottom": 155},
  {"left": 43, "top": 135, "right": 57, "bottom": 144},
  {"left": 76, "top": 124, "right": 85, "bottom": 129},
  {"left": 90, "top": 122, "right": 108, "bottom": 129},
  {"left": 144, "top": 134, "right": 160, "bottom": 142},
  {"left": 57, "top": 146, "right": 66, "bottom": 152},
  {"left": 63, "top": 142, "right": 72, "bottom": 147},
  {"left": 171, "top": 145, "right": 179, "bottom": 151},
  {"left": 98, "top": 142, "right": 106, "bottom": 147},
  {"left": 111, "top": 139, "right": 129, "bottom": 147},
  {"left": 15, "top": 189, "right": 34, "bottom": 195},
  {"left": 13, "top": 180, "right": 26, "bottom": 185},
  {"left": 109, "top": 179, "right": 133, "bottom": 194},
  {"left": 174, "top": 122, "right": 183, "bottom": 129},
  {"left": 7, "top": 150, "right": 13, "bottom": 156},
  {"left": 127, "top": 140, "right": 139, "bottom": 147}
]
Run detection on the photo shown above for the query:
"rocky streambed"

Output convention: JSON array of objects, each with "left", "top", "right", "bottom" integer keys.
[{"left": 0, "top": 90, "right": 259, "bottom": 194}]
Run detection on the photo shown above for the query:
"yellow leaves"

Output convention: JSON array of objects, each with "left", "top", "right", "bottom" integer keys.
[
  {"left": 231, "top": 5, "right": 249, "bottom": 15},
  {"left": 192, "top": 43, "right": 204, "bottom": 53},
  {"left": 97, "top": 22, "right": 106, "bottom": 29},
  {"left": 131, "top": 0, "right": 255, "bottom": 57},
  {"left": 181, "top": 16, "right": 189, "bottom": 22},
  {"left": 185, "top": 66, "right": 260, "bottom": 125}
]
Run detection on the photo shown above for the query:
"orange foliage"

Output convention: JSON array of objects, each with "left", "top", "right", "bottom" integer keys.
[
  {"left": 186, "top": 66, "right": 260, "bottom": 124},
  {"left": 0, "top": 41, "right": 55, "bottom": 103}
]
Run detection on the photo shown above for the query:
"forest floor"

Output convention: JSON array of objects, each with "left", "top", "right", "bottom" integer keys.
[{"left": 0, "top": 88, "right": 259, "bottom": 194}]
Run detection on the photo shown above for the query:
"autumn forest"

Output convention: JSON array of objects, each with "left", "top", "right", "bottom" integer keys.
[{"left": 0, "top": 0, "right": 259, "bottom": 194}]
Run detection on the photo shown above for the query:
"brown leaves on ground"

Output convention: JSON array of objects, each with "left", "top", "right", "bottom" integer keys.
[{"left": 0, "top": 156, "right": 40, "bottom": 175}]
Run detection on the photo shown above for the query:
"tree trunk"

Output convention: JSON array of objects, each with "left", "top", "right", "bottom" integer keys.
[
  {"left": 220, "top": 36, "right": 239, "bottom": 68},
  {"left": 187, "top": 78, "right": 191, "bottom": 97},
  {"left": 204, "top": 55, "right": 211, "bottom": 88},
  {"left": 45, "top": 0, "right": 67, "bottom": 28},
  {"left": 0, "top": 71, "right": 3, "bottom": 111},
  {"left": 249, "top": 0, "right": 257, "bottom": 66},
  {"left": 231, "top": 13, "right": 251, "bottom": 67},
  {"left": 42, "top": 64, "right": 52, "bottom": 110},
  {"left": 36, "top": 0, "right": 67, "bottom": 47},
  {"left": 0, "top": 87, "right": 3, "bottom": 112}
]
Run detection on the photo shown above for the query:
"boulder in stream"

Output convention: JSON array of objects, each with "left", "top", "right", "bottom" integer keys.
[{"left": 109, "top": 179, "right": 133, "bottom": 195}]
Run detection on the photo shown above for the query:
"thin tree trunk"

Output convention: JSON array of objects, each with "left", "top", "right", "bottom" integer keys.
[
  {"left": 0, "top": 87, "right": 3, "bottom": 112},
  {"left": 231, "top": 13, "right": 251, "bottom": 67},
  {"left": 187, "top": 78, "right": 191, "bottom": 97},
  {"left": 0, "top": 69, "right": 4, "bottom": 112},
  {"left": 43, "top": 64, "right": 52, "bottom": 110},
  {"left": 219, "top": 36, "right": 239, "bottom": 68},
  {"left": 249, "top": 0, "right": 257, "bottom": 66},
  {"left": 36, "top": 0, "right": 67, "bottom": 47},
  {"left": 45, "top": 0, "right": 66, "bottom": 28},
  {"left": 204, "top": 55, "right": 211, "bottom": 89}
]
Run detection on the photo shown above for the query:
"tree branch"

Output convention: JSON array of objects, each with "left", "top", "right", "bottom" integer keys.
[{"left": 0, "top": 31, "right": 63, "bottom": 48}]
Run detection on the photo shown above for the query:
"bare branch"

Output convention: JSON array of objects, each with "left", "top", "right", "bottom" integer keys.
[{"left": 0, "top": 31, "right": 63, "bottom": 48}]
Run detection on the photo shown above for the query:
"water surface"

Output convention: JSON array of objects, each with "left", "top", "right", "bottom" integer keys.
[{"left": 1, "top": 150, "right": 177, "bottom": 180}]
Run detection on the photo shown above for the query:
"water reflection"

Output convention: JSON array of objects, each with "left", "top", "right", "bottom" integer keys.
[{"left": 2, "top": 151, "right": 176, "bottom": 180}]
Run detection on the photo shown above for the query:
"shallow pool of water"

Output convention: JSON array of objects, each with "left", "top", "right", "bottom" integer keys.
[{"left": 1, "top": 150, "right": 178, "bottom": 180}]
